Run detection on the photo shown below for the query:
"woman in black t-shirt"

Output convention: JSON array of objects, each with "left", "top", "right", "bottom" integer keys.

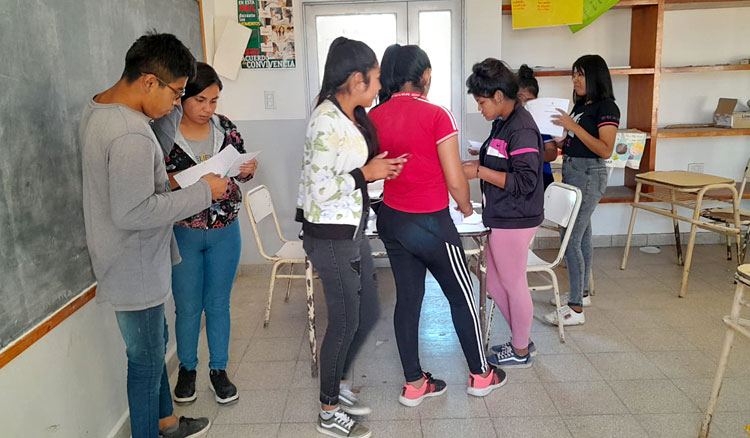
[{"left": 545, "top": 54, "right": 619, "bottom": 327}]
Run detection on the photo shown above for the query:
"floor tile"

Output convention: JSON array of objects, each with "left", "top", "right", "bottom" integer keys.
[
  {"left": 607, "top": 379, "right": 699, "bottom": 414},
  {"left": 491, "top": 416, "right": 572, "bottom": 438},
  {"left": 545, "top": 381, "right": 628, "bottom": 416},
  {"left": 563, "top": 415, "right": 648, "bottom": 438},
  {"left": 483, "top": 382, "right": 558, "bottom": 418}
]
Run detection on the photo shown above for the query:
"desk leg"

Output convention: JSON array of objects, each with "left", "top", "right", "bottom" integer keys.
[
  {"left": 621, "top": 182, "right": 642, "bottom": 270},
  {"left": 671, "top": 190, "right": 684, "bottom": 266},
  {"left": 476, "top": 236, "right": 489, "bottom": 352},
  {"left": 305, "top": 259, "right": 318, "bottom": 378},
  {"left": 680, "top": 203, "right": 702, "bottom": 298}
]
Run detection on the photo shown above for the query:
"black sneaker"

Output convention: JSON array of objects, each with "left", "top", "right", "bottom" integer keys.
[
  {"left": 173, "top": 367, "right": 197, "bottom": 404},
  {"left": 159, "top": 416, "right": 210, "bottom": 438},
  {"left": 209, "top": 369, "right": 239, "bottom": 405}
]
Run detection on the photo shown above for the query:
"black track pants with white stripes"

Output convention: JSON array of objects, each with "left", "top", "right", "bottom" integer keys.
[{"left": 377, "top": 203, "right": 488, "bottom": 382}]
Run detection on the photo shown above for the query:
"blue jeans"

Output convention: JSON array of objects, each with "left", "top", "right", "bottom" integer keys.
[
  {"left": 561, "top": 156, "right": 608, "bottom": 307},
  {"left": 115, "top": 304, "right": 173, "bottom": 438},
  {"left": 303, "top": 232, "right": 379, "bottom": 406},
  {"left": 172, "top": 220, "right": 241, "bottom": 371}
]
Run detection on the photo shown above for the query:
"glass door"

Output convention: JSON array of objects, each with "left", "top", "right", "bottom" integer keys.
[{"left": 303, "top": 1, "right": 462, "bottom": 135}]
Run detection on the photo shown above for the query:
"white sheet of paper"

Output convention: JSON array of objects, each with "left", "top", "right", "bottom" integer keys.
[
  {"left": 213, "top": 17, "right": 230, "bottom": 53},
  {"left": 525, "top": 98, "right": 570, "bottom": 137},
  {"left": 174, "top": 148, "right": 260, "bottom": 188},
  {"left": 212, "top": 20, "right": 252, "bottom": 80},
  {"left": 468, "top": 140, "right": 483, "bottom": 151}
]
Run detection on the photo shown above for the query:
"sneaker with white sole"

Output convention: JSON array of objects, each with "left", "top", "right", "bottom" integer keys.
[
  {"left": 317, "top": 409, "right": 371, "bottom": 438},
  {"left": 208, "top": 369, "right": 239, "bottom": 405},
  {"left": 488, "top": 348, "right": 533, "bottom": 369},
  {"left": 338, "top": 387, "right": 372, "bottom": 416},
  {"left": 543, "top": 305, "right": 585, "bottom": 326},
  {"left": 466, "top": 365, "right": 507, "bottom": 397},
  {"left": 550, "top": 294, "right": 591, "bottom": 307},
  {"left": 159, "top": 416, "right": 210, "bottom": 438},
  {"left": 489, "top": 340, "right": 537, "bottom": 357},
  {"left": 398, "top": 372, "right": 447, "bottom": 407}
]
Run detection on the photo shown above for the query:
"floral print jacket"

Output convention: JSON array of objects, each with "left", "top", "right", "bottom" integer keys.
[
  {"left": 165, "top": 114, "right": 253, "bottom": 229},
  {"left": 296, "top": 99, "right": 369, "bottom": 238}
]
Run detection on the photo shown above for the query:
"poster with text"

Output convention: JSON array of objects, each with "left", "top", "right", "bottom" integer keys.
[
  {"left": 238, "top": 0, "right": 296, "bottom": 69},
  {"left": 511, "top": 0, "right": 583, "bottom": 29},
  {"left": 568, "top": 0, "right": 618, "bottom": 33}
]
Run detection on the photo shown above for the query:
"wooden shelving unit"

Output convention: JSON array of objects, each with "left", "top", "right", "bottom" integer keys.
[
  {"left": 503, "top": 0, "right": 750, "bottom": 203},
  {"left": 657, "top": 127, "right": 750, "bottom": 138},
  {"left": 533, "top": 67, "right": 655, "bottom": 77},
  {"left": 661, "top": 64, "right": 750, "bottom": 73}
]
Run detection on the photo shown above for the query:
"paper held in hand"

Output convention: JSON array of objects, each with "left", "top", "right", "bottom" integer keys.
[
  {"left": 174, "top": 147, "right": 260, "bottom": 188},
  {"left": 468, "top": 140, "right": 483, "bottom": 151},
  {"left": 524, "top": 98, "right": 570, "bottom": 138}
]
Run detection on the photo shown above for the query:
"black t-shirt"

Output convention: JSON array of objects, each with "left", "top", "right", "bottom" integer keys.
[{"left": 562, "top": 99, "right": 620, "bottom": 158}]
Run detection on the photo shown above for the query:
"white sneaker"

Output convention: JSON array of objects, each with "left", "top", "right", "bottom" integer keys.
[
  {"left": 544, "top": 305, "right": 585, "bottom": 326},
  {"left": 549, "top": 294, "right": 591, "bottom": 307}
]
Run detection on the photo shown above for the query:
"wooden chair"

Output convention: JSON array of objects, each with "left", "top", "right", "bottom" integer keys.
[
  {"left": 700, "top": 158, "right": 750, "bottom": 262},
  {"left": 244, "top": 185, "right": 318, "bottom": 376},
  {"left": 486, "top": 182, "right": 582, "bottom": 343},
  {"left": 699, "top": 264, "right": 750, "bottom": 437}
]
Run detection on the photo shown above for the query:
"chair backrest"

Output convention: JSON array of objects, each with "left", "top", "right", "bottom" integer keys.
[
  {"left": 738, "top": 157, "right": 750, "bottom": 200},
  {"left": 544, "top": 182, "right": 582, "bottom": 268},
  {"left": 244, "top": 185, "right": 285, "bottom": 261}
]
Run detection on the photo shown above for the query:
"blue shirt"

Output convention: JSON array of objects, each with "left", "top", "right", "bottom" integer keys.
[{"left": 542, "top": 134, "right": 553, "bottom": 175}]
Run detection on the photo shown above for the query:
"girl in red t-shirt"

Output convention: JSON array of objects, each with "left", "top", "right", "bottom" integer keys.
[{"left": 370, "top": 44, "right": 506, "bottom": 407}]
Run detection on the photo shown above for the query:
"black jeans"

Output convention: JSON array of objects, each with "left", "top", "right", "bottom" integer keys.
[
  {"left": 377, "top": 204, "right": 487, "bottom": 382},
  {"left": 303, "top": 233, "right": 379, "bottom": 406}
]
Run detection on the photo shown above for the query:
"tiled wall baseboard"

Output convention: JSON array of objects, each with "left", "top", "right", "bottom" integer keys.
[{"left": 532, "top": 232, "right": 727, "bottom": 250}]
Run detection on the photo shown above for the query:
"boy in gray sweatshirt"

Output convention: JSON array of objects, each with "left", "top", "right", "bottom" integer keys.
[{"left": 80, "top": 32, "right": 227, "bottom": 438}]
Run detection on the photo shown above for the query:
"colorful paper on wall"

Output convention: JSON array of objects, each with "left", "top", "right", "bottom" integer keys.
[
  {"left": 511, "top": 0, "right": 583, "bottom": 29},
  {"left": 568, "top": 0, "right": 619, "bottom": 33},
  {"left": 238, "top": 0, "right": 296, "bottom": 69}
]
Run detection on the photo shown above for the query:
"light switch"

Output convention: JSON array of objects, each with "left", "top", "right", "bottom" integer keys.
[{"left": 264, "top": 90, "right": 276, "bottom": 110}]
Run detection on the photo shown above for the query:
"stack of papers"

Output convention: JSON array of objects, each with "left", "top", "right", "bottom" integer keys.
[{"left": 174, "top": 147, "right": 259, "bottom": 188}]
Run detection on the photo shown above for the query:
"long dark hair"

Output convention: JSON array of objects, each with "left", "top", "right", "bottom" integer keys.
[
  {"left": 517, "top": 64, "right": 539, "bottom": 98},
  {"left": 572, "top": 54, "right": 615, "bottom": 104},
  {"left": 377, "top": 44, "right": 431, "bottom": 105},
  {"left": 466, "top": 58, "right": 518, "bottom": 101},
  {"left": 317, "top": 37, "right": 379, "bottom": 157},
  {"left": 183, "top": 62, "right": 223, "bottom": 101}
]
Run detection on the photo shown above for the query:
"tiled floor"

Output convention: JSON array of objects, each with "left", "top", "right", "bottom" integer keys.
[{"left": 174, "top": 245, "right": 750, "bottom": 437}]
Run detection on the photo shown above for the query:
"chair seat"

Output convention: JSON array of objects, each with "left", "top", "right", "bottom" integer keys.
[
  {"left": 274, "top": 240, "right": 306, "bottom": 260},
  {"left": 701, "top": 207, "right": 750, "bottom": 223},
  {"left": 527, "top": 250, "right": 551, "bottom": 269}
]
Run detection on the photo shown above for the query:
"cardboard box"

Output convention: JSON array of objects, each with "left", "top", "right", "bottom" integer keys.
[
  {"left": 606, "top": 129, "right": 647, "bottom": 169},
  {"left": 714, "top": 98, "right": 750, "bottom": 129}
]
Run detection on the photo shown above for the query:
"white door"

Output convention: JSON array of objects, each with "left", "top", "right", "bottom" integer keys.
[{"left": 303, "top": 1, "right": 462, "bottom": 136}]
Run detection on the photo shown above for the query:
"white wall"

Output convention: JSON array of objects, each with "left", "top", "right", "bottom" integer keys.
[{"left": 0, "top": 293, "right": 179, "bottom": 438}]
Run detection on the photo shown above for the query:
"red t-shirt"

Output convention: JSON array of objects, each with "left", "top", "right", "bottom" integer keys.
[{"left": 369, "top": 92, "right": 458, "bottom": 213}]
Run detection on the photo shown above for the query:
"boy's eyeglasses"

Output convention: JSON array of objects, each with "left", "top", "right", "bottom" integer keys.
[{"left": 141, "top": 72, "right": 186, "bottom": 99}]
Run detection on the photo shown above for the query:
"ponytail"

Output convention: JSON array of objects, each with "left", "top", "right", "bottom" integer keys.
[{"left": 317, "top": 37, "right": 379, "bottom": 158}]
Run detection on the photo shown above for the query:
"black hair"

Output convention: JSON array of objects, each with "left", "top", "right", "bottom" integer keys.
[
  {"left": 377, "top": 44, "right": 431, "bottom": 105},
  {"left": 466, "top": 58, "right": 518, "bottom": 101},
  {"left": 572, "top": 54, "right": 615, "bottom": 104},
  {"left": 517, "top": 64, "right": 539, "bottom": 98},
  {"left": 182, "top": 62, "right": 223, "bottom": 102},
  {"left": 121, "top": 31, "right": 196, "bottom": 84},
  {"left": 317, "top": 37, "right": 379, "bottom": 157}
]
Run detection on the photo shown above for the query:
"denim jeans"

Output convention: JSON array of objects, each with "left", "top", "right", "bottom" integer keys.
[
  {"left": 115, "top": 304, "right": 173, "bottom": 438},
  {"left": 303, "top": 233, "right": 379, "bottom": 406},
  {"left": 561, "top": 156, "right": 608, "bottom": 307},
  {"left": 377, "top": 204, "right": 487, "bottom": 381},
  {"left": 172, "top": 220, "right": 241, "bottom": 371}
]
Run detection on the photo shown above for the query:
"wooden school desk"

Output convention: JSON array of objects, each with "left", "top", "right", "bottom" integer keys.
[{"left": 620, "top": 171, "right": 742, "bottom": 298}]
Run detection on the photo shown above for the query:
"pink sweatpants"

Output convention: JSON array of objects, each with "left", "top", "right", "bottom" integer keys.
[{"left": 486, "top": 227, "right": 538, "bottom": 351}]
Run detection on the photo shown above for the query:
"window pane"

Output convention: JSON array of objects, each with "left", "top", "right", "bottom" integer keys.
[
  {"left": 316, "top": 14, "right": 398, "bottom": 81},
  {"left": 419, "top": 11, "right": 451, "bottom": 110}
]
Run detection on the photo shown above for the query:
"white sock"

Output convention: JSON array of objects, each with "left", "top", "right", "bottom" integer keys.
[{"left": 320, "top": 406, "right": 339, "bottom": 420}]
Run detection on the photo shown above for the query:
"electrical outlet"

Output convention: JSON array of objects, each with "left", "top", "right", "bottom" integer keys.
[
  {"left": 688, "top": 163, "right": 704, "bottom": 174},
  {"left": 264, "top": 90, "right": 276, "bottom": 110}
]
